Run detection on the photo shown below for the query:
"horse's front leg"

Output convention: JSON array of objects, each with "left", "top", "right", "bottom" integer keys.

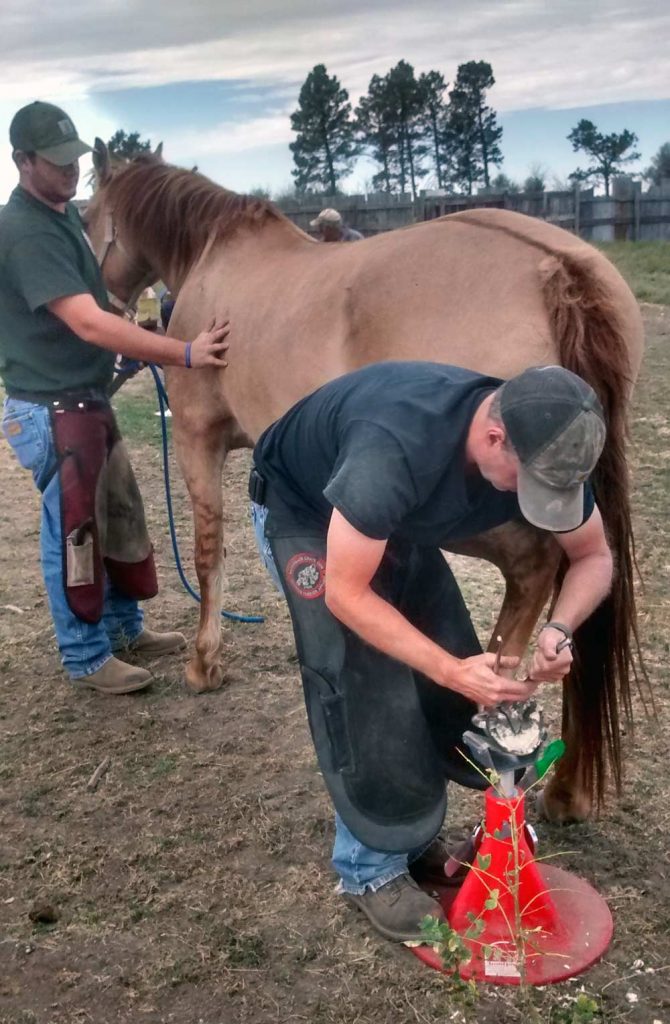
[
  {"left": 448, "top": 521, "right": 593, "bottom": 820},
  {"left": 172, "top": 420, "right": 229, "bottom": 693}
]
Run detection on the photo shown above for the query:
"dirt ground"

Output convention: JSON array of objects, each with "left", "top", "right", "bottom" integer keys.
[{"left": 1, "top": 306, "right": 669, "bottom": 1024}]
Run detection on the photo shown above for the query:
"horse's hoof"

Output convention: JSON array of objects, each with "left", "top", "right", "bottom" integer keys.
[
  {"left": 534, "top": 787, "right": 592, "bottom": 824},
  {"left": 184, "top": 659, "right": 225, "bottom": 694}
]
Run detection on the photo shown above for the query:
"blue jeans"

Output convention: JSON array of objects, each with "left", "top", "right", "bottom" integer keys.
[
  {"left": 2, "top": 398, "right": 144, "bottom": 678},
  {"left": 250, "top": 500, "right": 437, "bottom": 893}
]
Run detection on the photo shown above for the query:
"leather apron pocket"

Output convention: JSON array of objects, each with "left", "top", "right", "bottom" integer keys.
[{"left": 66, "top": 520, "right": 95, "bottom": 587}]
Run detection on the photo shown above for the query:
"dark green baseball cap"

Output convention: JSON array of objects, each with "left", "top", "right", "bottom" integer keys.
[
  {"left": 9, "top": 101, "right": 92, "bottom": 166},
  {"left": 499, "top": 365, "right": 606, "bottom": 532}
]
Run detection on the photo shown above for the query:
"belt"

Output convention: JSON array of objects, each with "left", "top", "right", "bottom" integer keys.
[{"left": 7, "top": 388, "right": 110, "bottom": 411}]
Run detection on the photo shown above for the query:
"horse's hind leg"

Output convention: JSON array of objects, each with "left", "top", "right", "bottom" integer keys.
[
  {"left": 172, "top": 420, "right": 230, "bottom": 693},
  {"left": 448, "top": 521, "right": 560, "bottom": 660},
  {"left": 536, "top": 714, "right": 593, "bottom": 823},
  {"left": 448, "top": 521, "right": 593, "bottom": 820}
]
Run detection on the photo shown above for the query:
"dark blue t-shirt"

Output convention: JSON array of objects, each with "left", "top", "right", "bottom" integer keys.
[{"left": 254, "top": 362, "right": 593, "bottom": 544}]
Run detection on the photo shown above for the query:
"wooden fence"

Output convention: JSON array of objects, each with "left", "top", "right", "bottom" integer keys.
[{"left": 278, "top": 177, "right": 670, "bottom": 242}]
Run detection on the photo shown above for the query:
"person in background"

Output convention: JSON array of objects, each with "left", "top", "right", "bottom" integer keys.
[
  {"left": 0, "top": 100, "right": 229, "bottom": 695},
  {"left": 310, "top": 207, "right": 363, "bottom": 242},
  {"left": 160, "top": 290, "right": 175, "bottom": 332},
  {"left": 135, "top": 286, "right": 160, "bottom": 331}
]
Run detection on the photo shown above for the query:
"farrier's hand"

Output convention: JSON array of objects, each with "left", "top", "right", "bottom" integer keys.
[
  {"left": 445, "top": 652, "right": 536, "bottom": 708},
  {"left": 190, "top": 319, "right": 231, "bottom": 368},
  {"left": 528, "top": 627, "right": 573, "bottom": 683}
]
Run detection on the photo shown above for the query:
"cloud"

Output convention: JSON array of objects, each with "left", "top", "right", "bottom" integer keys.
[
  {"left": 1, "top": 0, "right": 668, "bottom": 113},
  {"left": 1, "top": 1, "right": 668, "bottom": 200},
  {"left": 175, "top": 114, "right": 293, "bottom": 156}
]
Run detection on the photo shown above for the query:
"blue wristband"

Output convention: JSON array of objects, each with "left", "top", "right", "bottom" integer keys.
[{"left": 184, "top": 341, "right": 192, "bottom": 368}]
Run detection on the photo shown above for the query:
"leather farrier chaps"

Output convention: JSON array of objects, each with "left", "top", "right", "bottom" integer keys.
[
  {"left": 257, "top": 478, "right": 486, "bottom": 853},
  {"left": 50, "top": 396, "right": 157, "bottom": 623}
]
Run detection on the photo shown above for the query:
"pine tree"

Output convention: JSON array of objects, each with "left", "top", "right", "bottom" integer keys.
[
  {"left": 290, "top": 65, "right": 358, "bottom": 194},
  {"left": 418, "top": 70, "right": 449, "bottom": 189},
  {"left": 567, "top": 120, "right": 640, "bottom": 197},
  {"left": 445, "top": 93, "right": 482, "bottom": 195},
  {"left": 357, "top": 62, "right": 428, "bottom": 198},
  {"left": 355, "top": 75, "right": 397, "bottom": 194},
  {"left": 446, "top": 61, "right": 503, "bottom": 192},
  {"left": 490, "top": 172, "right": 519, "bottom": 193},
  {"left": 107, "top": 130, "right": 152, "bottom": 159},
  {"left": 523, "top": 163, "right": 547, "bottom": 193},
  {"left": 643, "top": 142, "right": 670, "bottom": 187},
  {"left": 385, "top": 61, "right": 428, "bottom": 198}
]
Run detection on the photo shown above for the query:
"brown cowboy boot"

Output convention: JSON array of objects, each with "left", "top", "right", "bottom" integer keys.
[
  {"left": 343, "top": 873, "right": 445, "bottom": 942},
  {"left": 125, "top": 629, "right": 187, "bottom": 657},
  {"left": 72, "top": 657, "right": 152, "bottom": 695}
]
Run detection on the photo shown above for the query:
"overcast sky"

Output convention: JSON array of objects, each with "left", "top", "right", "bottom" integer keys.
[{"left": 1, "top": 0, "right": 668, "bottom": 200}]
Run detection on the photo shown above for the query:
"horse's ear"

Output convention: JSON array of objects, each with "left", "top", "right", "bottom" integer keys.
[
  {"left": 92, "top": 138, "right": 111, "bottom": 184},
  {"left": 153, "top": 141, "right": 164, "bottom": 160}
]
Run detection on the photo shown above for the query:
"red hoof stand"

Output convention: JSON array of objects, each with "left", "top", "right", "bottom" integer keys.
[{"left": 412, "top": 788, "right": 613, "bottom": 985}]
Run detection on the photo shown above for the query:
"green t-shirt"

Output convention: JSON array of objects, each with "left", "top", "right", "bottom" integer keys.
[{"left": 0, "top": 186, "right": 114, "bottom": 394}]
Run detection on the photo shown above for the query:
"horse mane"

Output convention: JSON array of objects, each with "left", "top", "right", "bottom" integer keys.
[{"left": 104, "top": 155, "right": 286, "bottom": 283}]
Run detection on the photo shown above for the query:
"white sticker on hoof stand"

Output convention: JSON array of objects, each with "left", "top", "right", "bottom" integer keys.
[{"left": 484, "top": 956, "right": 521, "bottom": 978}]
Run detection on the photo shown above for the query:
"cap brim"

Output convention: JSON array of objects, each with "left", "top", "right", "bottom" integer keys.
[
  {"left": 35, "top": 138, "right": 92, "bottom": 166},
  {"left": 309, "top": 218, "right": 321, "bottom": 228},
  {"left": 517, "top": 466, "right": 585, "bottom": 532}
]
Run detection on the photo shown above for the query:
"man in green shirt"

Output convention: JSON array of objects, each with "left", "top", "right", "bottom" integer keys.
[{"left": 0, "top": 101, "right": 229, "bottom": 695}]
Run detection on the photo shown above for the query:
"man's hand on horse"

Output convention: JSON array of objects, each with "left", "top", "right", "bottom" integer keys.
[
  {"left": 448, "top": 652, "right": 536, "bottom": 708},
  {"left": 528, "top": 626, "right": 574, "bottom": 683},
  {"left": 190, "top": 319, "right": 231, "bottom": 368}
]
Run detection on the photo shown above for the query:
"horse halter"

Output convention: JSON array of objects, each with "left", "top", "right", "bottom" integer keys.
[{"left": 91, "top": 212, "right": 155, "bottom": 317}]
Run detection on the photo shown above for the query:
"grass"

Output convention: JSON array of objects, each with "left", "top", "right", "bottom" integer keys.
[
  {"left": 112, "top": 385, "right": 168, "bottom": 447},
  {"left": 596, "top": 241, "right": 670, "bottom": 305}
]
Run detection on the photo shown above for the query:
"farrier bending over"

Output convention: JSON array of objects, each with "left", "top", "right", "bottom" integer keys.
[
  {"left": 0, "top": 101, "right": 228, "bottom": 695},
  {"left": 249, "top": 360, "right": 611, "bottom": 942}
]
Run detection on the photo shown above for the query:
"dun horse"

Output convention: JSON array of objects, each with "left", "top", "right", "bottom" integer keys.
[{"left": 84, "top": 144, "right": 645, "bottom": 823}]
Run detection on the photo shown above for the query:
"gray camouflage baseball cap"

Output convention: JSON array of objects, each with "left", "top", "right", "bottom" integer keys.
[
  {"left": 10, "top": 101, "right": 92, "bottom": 166},
  {"left": 499, "top": 365, "right": 606, "bottom": 532}
]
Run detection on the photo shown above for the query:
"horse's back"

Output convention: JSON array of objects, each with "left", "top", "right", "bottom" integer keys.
[
  {"left": 340, "top": 209, "right": 642, "bottom": 381},
  {"left": 170, "top": 207, "right": 643, "bottom": 441}
]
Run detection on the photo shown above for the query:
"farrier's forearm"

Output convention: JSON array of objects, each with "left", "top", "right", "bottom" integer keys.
[
  {"left": 551, "top": 551, "right": 613, "bottom": 631},
  {"left": 326, "top": 584, "right": 460, "bottom": 686}
]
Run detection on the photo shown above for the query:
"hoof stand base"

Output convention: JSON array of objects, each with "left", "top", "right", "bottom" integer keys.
[{"left": 411, "top": 788, "right": 613, "bottom": 986}]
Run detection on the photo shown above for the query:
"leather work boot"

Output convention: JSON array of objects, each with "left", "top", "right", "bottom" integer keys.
[
  {"left": 72, "top": 657, "right": 152, "bottom": 695},
  {"left": 409, "top": 833, "right": 477, "bottom": 889},
  {"left": 343, "top": 872, "right": 445, "bottom": 942},
  {"left": 126, "top": 628, "right": 187, "bottom": 657}
]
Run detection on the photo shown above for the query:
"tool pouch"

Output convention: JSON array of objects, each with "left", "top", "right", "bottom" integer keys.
[
  {"left": 66, "top": 519, "right": 96, "bottom": 587},
  {"left": 50, "top": 401, "right": 157, "bottom": 624}
]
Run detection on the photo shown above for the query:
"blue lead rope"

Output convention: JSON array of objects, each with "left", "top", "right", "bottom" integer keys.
[{"left": 148, "top": 363, "right": 263, "bottom": 624}]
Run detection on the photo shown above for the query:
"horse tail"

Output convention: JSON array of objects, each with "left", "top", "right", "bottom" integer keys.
[{"left": 538, "top": 251, "right": 647, "bottom": 808}]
